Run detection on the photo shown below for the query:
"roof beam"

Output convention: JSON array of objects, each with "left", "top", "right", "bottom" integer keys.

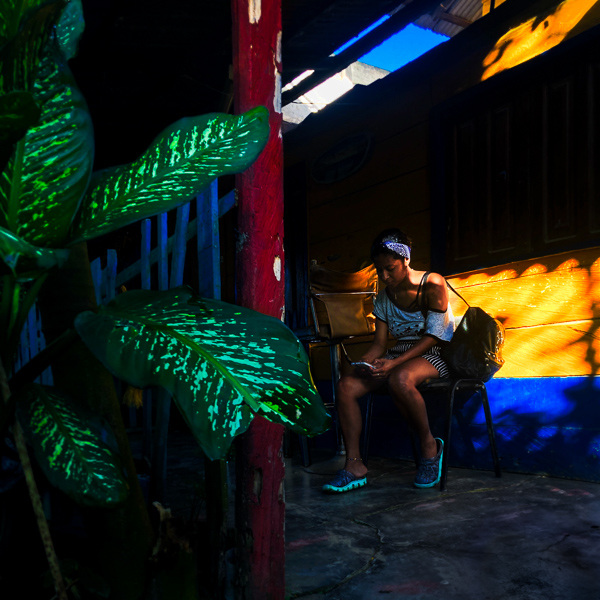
[
  {"left": 436, "top": 11, "right": 472, "bottom": 28},
  {"left": 432, "top": 2, "right": 472, "bottom": 28},
  {"left": 281, "top": 0, "right": 443, "bottom": 106}
]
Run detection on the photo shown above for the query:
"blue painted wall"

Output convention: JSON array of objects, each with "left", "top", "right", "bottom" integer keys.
[
  {"left": 313, "top": 376, "right": 600, "bottom": 482},
  {"left": 482, "top": 377, "right": 600, "bottom": 482}
]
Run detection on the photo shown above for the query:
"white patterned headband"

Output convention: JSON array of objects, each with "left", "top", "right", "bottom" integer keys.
[{"left": 382, "top": 241, "right": 411, "bottom": 259}]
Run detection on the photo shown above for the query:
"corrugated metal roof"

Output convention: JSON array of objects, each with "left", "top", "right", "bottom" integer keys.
[
  {"left": 282, "top": 0, "right": 403, "bottom": 82},
  {"left": 416, "top": 0, "right": 483, "bottom": 38}
]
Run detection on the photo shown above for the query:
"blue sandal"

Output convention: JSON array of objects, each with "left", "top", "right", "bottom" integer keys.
[
  {"left": 322, "top": 469, "right": 367, "bottom": 493},
  {"left": 414, "top": 438, "right": 444, "bottom": 488}
]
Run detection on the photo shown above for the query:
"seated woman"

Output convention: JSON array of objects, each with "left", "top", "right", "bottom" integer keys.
[{"left": 322, "top": 228, "right": 455, "bottom": 492}]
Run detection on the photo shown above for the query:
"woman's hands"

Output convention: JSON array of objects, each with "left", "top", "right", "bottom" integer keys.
[
  {"left": 369, "top": 357, "right": 398, "bottom": 378},
  {"left": 353, "top": 356, "right": 399, "bottom": 379}
]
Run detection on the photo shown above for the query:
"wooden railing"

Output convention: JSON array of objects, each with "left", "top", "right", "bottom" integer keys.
[{"left": 90, "top": 181, "right": 234, "bottom": 302}]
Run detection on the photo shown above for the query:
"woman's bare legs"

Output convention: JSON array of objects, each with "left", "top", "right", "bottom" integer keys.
[
  {"left": 335, "top": 373, "right": 383, "bottom": 478},
  {"left": 335, "top": 358, "right": 441, "bottom": 478},
  {"left": 386, "top": 357, "right": 440, "bottom": 459}
]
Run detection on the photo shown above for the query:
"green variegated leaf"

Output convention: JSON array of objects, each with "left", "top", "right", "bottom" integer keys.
[
  {"left": 74, "top": 286, "right": 331, "bottom": 460},
  {"left": 0, "top": 91, "right": 40, "bottom": 174},
  {"left": 0, "top": 40, "right": 93, "bottom": 245},
  {"left": 0, "top": 1, "right": 66, "bottom": 96},
  {"left": 0, "top": 224, "right": 68, "bottom": 279},
  {"left": 15, "top": 383, "right": 129, "bottom": 507},
  {"left": 56, "top": 0, "right": 84, "bottom": 61},
  {"left": 0, "top": 0, "right": 50, "bottom": 43},
  {"left": 0, "top": 91, "right": 40, "bottom": 143},
  {"left": 70, "top": 107, "right": 269, "bottom": 243}
]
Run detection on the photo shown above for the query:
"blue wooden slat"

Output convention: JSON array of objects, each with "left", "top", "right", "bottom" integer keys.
[
  {"left": 197, "top": 180, "right": 221, "bottom": 299},
  {"left": 37, "top": 326, "right": 53, "bottom": 385},
  {"left": 142, "top": 389, "right": 153, "bottom": 465},
  {"left": 27, "top": 307, "right": 39, "bottom": 381},
  {"left": 114, "top": 187, "right": 236, "bottom": 289},
  {"left": 141, "top": 219, "right": 152, "bottom": 290},
  {"left": 140, "top": 218, "right": 153, "bottom": 455},
  {"left": 170, "top": 203, "right": 190, "bottom": 289},
  {"left": 218, "top": 188, "right": 236, "bottom": 218},
  {"left": 90, "top": 257, "right": 103, "bottom": 305},
  {"left": 156, "top": 208, "right": 180, "bottom": 503},
  {"left": 158, "top": 213, "right": 169, "bottom": 291},
  {"left": 105, "top": 249, "right": 117, "bottom": 301},
  {"left": 18, "top": 319, "right": 29, "bottom": 371}
]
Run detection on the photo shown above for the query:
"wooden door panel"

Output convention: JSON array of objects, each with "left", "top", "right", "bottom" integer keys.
[
  {"left": 543, "top": 77, "right": 577, "bottom": 243},
  {"left": 452, "top": 119, "right": 481, "bottom": 262},
  {"left": 589, "top": 62, "right": 600, "bottom": 234},
  {"left": 437, "top": 33, "right": 600, "bottom": 272},
  {"left": 488, "top": 104, "right": 516, "bottom": 253}
]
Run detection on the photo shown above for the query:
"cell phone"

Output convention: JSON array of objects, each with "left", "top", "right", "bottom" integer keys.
[{"left": 351, "top": 361, "right": 376, "bottom": 371}]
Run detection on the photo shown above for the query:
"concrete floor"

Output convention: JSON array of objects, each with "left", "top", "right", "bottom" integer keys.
[{"left": 284, "top": 449, "right": 600, "bottom": 600}]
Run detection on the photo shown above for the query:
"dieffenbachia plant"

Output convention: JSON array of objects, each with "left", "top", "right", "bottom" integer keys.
[
  {"left": 74, "top": 287, "right": 328, "bottom": 460},
  {"left": 14, "top": 383, "right": 129, "bottom": 506},
  {"left": 0, "top": 0, "right": 330, "bottom": 510}
]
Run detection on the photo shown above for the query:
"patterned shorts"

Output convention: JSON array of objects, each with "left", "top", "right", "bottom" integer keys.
[{"left": 385, "top": 340, "right": 449, "bottom": 379}]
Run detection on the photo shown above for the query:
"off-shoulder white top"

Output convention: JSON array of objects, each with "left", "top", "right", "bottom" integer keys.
[{"left": 373, "top": 284, "right": 455, "bottom": 343}]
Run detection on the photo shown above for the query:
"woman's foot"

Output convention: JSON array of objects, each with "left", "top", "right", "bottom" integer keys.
[
  {"left": 344, "top": 457, "right": 368, "bottom": 479},
  {"left": 414, "top": 438, "right": 444, "bottom": 488},
  {"left": 322, "top": 466, "right": 367, "bottom": 493},
  {"left": 420, "top": 436, "right": 439, "bottom": 460}
]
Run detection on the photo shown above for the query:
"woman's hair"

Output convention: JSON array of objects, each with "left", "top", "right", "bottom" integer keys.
[{"left": 370, "top": 228, "right": 412, "bottom": 261}]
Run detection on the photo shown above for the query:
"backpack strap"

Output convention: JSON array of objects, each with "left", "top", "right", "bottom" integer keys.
[
  {"left": 445, "top": 279, "right": 471, "bottom": 308},
  {"left": 418, "top": 271, "right": 430, "bottom": 318}
]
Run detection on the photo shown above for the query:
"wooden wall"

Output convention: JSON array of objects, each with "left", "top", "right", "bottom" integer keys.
[
  {"left": 284, "top": 0, "right": 600, "bottom": 354},
  {"left": 436, "top": 29, "right": 600, "bottom": 274},
  {"left": 284, "top": 0, "right": 600, "bottom": 275},
  {"left": 286, "top": 78, "right": 434, "bottom": 275},
  {"left": 308, "top": 245, "right": 600, "bottom": 381},
  {"left": 448, "top": 246, "right": 600, "bottom": 378}
]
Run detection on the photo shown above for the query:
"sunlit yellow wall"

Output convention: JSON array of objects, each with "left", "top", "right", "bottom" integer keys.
[
  {"left": 483, "top": 0, "right": 600, "bottom": 80},
  {"left": 447, "top": 247, "right": 600, "bottom": 377},
  {"left": 482, "top": 0, "right": 508, "bottom": 17}
]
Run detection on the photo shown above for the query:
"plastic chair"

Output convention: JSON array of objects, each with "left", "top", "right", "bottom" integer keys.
[{"left": 362, "top": 378, "right": 502, "bottom": 491}]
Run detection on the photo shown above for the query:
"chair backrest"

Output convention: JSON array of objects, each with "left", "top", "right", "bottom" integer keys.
[{"left": 309, "top": 263, "right": 378, "bottom": 340}]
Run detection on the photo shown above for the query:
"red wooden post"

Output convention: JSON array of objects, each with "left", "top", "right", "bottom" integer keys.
[{"left": 231, "top": 1, "right": 286, "bottom": 599}]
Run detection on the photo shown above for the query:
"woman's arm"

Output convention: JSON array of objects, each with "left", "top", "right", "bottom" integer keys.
[
  {"left": 360, "top": 318, "right": 389, "bottom": 364},
  {"left": 423, "top": 272, "right": 449, "bottom": 312},
  {"left": 371, "top": 334, "right": 438, "bottom": 375}
]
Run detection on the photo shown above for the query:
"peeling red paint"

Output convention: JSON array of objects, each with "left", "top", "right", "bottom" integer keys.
[{"left": 232, "top": 0, "right": 285, "bottom": 594}]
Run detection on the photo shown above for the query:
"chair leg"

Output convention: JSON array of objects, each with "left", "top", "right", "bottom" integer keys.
[
  {"left": 440, "top": 380, "right": 460, "bottom": 492},
  {"left": 329, "top": 343, "right": 345, "bottom": 455},
  {"left": 362, "top": 393, "right": 374, "bottom": 467},
  {"left": 480, "top": 384, "right": 502, "bottom": 478},
  {"left": 299, "top": 435, "right": 311, "bottom": 468}
]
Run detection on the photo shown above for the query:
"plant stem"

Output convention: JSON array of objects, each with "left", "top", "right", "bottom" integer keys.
[
  {"left": 8, "top": 280, "right": 21, "bottom": 336},
  {"left": 0, "top": 361, "right": 68, "bottom": 600},
  {"left": 0, "top": 275, "right": 16, "bottom": 369},
  {"left": 7, "top": 139, "right": 25, "bottom": 231}
]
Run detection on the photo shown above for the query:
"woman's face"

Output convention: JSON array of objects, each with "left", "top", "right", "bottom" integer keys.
[{"left": 373, "top": 253, "right": 408, "bottom": 288}]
